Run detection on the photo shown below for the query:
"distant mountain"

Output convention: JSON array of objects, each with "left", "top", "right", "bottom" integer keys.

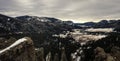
[
  {"left": 63, "top": 21, "right": 74, "bottom": 25},
  {"left": 16, "top": 15, "right": 62, "bottom": 23},
  {"left": 0, "top": 14, "right": 74, "bottom": 35},
  {"left": 77, "top": 20, "right": 120, "bottom": 28},
  {"left": 16, "top": 15, "right": 74, "bottom": 34},
  {"left": 94, "top": 20, "right": 119, "bottom": 28},
  {"left": 0, "top": 13, "right": 119, "bottom": 34},
  {"left": 81, "top": 22, "right": 96, "bottom": 27}
]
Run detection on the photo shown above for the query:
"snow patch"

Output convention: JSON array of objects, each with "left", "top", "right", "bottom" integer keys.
[
  {"left": 85, "top": 28, "right": 113, "bottom": 32},
  {"left": 73, "top": 34, "right": 106, "bottom": 42},
  {"left": 0, "top": 38, "right": 27, "bottom": 54}
]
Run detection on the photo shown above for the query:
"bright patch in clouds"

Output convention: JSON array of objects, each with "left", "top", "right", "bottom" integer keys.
[{"left": 16, "top": 0, "right": 33, "bottom": 7}]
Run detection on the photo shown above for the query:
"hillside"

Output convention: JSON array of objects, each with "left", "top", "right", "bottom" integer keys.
[
  {"left": 0, "top": 14, "right": 120, "bottom": 61},
  {"left": 0, "top": 14, "right": 74, "bottom": 35}
]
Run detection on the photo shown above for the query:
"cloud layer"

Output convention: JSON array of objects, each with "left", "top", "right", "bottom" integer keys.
[{"left": 0, "top": 0, "right": 120, "bottom": 23}]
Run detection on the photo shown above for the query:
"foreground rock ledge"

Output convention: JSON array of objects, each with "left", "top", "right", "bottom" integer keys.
[{"left": 0, "top": 37, "right": 36, "bottom": 61}]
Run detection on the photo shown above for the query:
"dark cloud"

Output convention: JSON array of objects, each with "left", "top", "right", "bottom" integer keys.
[{"left": 0, "top": 0, "right": 120, "bottom": 23}]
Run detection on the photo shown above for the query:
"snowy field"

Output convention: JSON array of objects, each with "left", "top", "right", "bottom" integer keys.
[
  {"left": 85, "top": 28, "right": 114, "bottom": 33},
  {"left": 53, "top": 29, "right": 107, "bottom": 43}
]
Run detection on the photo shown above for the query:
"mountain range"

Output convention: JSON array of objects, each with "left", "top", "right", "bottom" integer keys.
[
  {"left": 0, "top": 13, "right": 120, "bottom": 61},
  {"left": 0, "top": 14, "right": 74, "bottom": 35},
  {"left": 0, "top": 13, "right": 120, "bottom": 35},
  {"left": 77, "top": 20, "right": 120, "bottom": 29}
]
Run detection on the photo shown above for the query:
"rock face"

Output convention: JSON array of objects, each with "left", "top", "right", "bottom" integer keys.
[
  {"left": 0, "top": 37, "right": 36, "bottom": 61},
  {"left": 94, "top": 47, "right": 115, "bottom": 61},
  {"left": 94, "top": 47, "right": 107, "bottom": 61},
  {"left": 111, "top": 47, "right": 120, "bottom": 61},
  {"left": 35, "top": 47, "right": 45, "bottom": 61},
  {"left": 61, "top": 47, "right": 68, "bottom": 61}
]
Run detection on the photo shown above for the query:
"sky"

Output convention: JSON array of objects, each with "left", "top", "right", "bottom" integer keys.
[{"left": 0, "top": 0, "right": 120, "bottom": 23}]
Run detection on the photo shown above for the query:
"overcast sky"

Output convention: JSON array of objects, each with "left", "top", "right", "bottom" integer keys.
[{"left": 0, "top": 0, "right": 120, "bottom": 23}]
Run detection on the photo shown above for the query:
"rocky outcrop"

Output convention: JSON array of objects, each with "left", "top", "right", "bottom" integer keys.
[
  {"left": 61, "top": 47, "right": 68, "bottom": 61},
  {"left": 111, "top": 46, "right": 120, "bottom": 61},
  {"left": 94, "top": 47, "right": 115, "bottom": 61},
  {"left": 0, "top": 37, "right": 36, "bottom": 61},
  {"left": 35, "top": 47, "right": 45, "bottom": 61},
  {"left": 53, "top": 53, "right": 59, "bottom": 61}
]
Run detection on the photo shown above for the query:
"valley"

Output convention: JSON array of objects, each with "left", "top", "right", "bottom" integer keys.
[{"left": 0, "top": 14, "right": 120, "bottom": 61}]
